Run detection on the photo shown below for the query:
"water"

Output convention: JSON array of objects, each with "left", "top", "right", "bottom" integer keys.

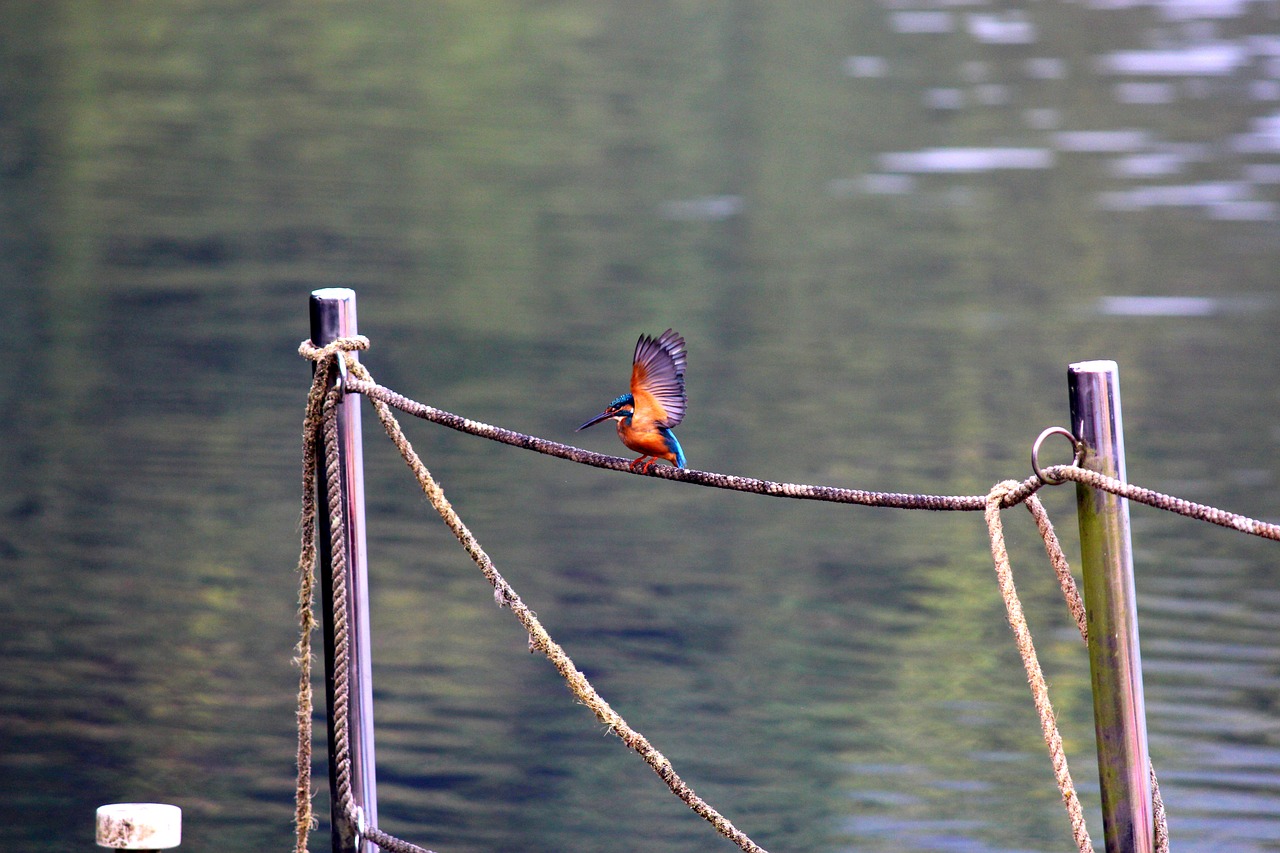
[{"left": 2, "top": 2, "right": 1278, "bottom": 851}]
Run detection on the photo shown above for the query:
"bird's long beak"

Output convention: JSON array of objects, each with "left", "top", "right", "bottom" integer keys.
[{"left": 576, "top": 410, "right": 614, "bottom": 431}]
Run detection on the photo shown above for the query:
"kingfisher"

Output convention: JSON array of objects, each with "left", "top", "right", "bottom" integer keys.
[{"left": 577, "top": 328, "right": 688, "bottom": 473}]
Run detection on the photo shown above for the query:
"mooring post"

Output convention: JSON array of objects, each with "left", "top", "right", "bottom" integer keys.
[
  {"left": 310, "top": 288, "right": 380, "bottom": 853},
  {"left": 96, "top": 803, "right": 182, "bottom": 849},
  {"left": 1069, "top": 360, "right": 1153, "bottom": 853}
]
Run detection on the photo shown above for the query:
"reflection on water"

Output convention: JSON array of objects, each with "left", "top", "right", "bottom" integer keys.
[
  {"left": 1096, "top": 43, "right": 1251, "bottom": 76},
  {"left": 1098, "top": 295, "right": 1221, "bottom": 315},
  {"left": 1098, "top": 181, "right": 1279, "bottom": 218},
  {"left": 878, "top": 148, "right": 1054, "bottom": 173},
  {"left": 658, "top": 194, "right": 745, "bottom": 222},
  {"left": 1142, "top": 555, "right": 1280, "bottom": 850},
  {"left": 2, "top": 2, "right": 1279, "bottom": 852},
  {"left": 844, "top": 0, "right": 1280, "bottom": 223}
]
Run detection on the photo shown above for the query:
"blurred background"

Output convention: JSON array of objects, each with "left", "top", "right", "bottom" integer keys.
[{"left": 2, "top": 2, "right": 1278, "bottom": 851}]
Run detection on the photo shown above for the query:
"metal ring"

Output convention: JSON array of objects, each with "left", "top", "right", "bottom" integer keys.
[
  {"left": 1032, "top": 426, "right": 1084, "bottom": 485},
  {"left": 334, "top": 353, "right": 349, "bottom": 395},
  {"left": 352, "top": 805, "right": 366, "bottom": 837}
]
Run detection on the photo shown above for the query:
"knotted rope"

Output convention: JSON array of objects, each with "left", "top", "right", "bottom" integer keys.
[
  {"left": 986, "top": 483, "right": 1093, "bottom": 852},
  {"left": 988, "top": 485, "right": 1173, "bottom": 851},
  {"left": 295, "top": 334, "right": 1271, "bottom": 853},
  {"left": 1019, "top": 492, "right": 1169, "bottom": 853},
  {"left": 298, "top": 337, "right": 436, "bottom": 853},
  {"left": 340, "top": 371, "right": 1280, "bottom": 540},
  {"left": 294, "top": 348, "right": 335, "bottom": 852}
]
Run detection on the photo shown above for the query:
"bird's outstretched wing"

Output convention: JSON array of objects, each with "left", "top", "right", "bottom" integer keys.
[{"left": 630, "top": 328, "right": 687, "bottom": 428}]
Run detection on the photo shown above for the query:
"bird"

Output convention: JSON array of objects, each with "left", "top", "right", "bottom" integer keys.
[{"left": 576, "top": 328, "right": 688, "bottom": 473}]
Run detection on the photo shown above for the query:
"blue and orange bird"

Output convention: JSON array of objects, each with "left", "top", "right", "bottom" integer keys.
[{"left": 577, "top": 328, "right": 688, "bottom": 473}]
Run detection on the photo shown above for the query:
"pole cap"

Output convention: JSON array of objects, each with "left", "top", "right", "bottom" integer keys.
[{"left": 96, "top": 803, "right": 182, "bottom": 849}]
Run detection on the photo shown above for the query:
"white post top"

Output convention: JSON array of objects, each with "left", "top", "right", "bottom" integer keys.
[
  {"left": 96, "top": 803, "right": 182, "bottom": 849},
  {"left": 312, "top": 287, "right": 356, "bottom": 300},
  {"left": 1070, "top": 359, "right": 1119, "bottom": 373}
]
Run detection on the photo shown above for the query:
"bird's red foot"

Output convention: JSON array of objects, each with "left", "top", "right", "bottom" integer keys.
[{"left": 629, "top": 456, "right": 657, "bottom": 473}]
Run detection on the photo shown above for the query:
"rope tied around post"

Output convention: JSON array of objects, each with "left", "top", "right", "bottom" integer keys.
[
  {"left": 298, "top": 336, "right": 765, "bottom": 853},
  {"left": 298, "top": 341, "right": 436, "bottom": 853},
  {"left": 991, "top": 477, "right": 1170, "bottom": 852},
  {"left": 300, "top": 334, "right": 371, "bottom": 362},
  {"left": 295, "top": 335, "right": 1274, "bottom": 853}
]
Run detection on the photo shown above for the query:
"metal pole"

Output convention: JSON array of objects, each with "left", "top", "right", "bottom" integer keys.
[
  {"left": 310, "top": 288, "right": 379, "bottom": 853},
  {"left": 1069, "top": 360, "right": 1153, "bottom": 853}
]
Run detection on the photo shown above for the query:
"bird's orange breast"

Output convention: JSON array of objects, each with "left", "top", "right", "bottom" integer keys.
[{"left": 616, "top": 420, "right": 679, "bottom": 462}]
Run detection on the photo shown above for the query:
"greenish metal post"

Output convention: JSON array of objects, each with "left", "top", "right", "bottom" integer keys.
[{"left": 1069, "top": 360, "right": 1153, "bottom": 853}]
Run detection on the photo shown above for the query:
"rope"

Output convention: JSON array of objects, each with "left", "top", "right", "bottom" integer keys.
[
  {"left": 342, "top": 375, "right": 997, "bottom": 511},
  {"left": 320, "top": 387, "right": 360, "bottom": 825},
  {"left": 362, "top": 825, "right": 434, "bottom": 853},
  {"left": 1153, "top": 763, "right": 1169, "bottom": 853},
  {"left": 302, "top": 345, "right": 441, "bottom": 853},
  {"left": 333, "top": 368, "right": 1280, "bottom": 541},
  {"left": 293, "top": 335, "right": 1265, "bottom": 853},
  {"left": 1052, "top": 465, "right": 1280, "bottom": 541},
  {"left": 986, "top": 482, "right": 1093, "bottom": 853},
  {"left": 293, "top": 355, "right": 332, "bottom": 853}
]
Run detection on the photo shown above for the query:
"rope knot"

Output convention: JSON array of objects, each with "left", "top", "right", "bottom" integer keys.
[
  {"left": 298, "top": 336, "right": 371, "bottom": 363},
  {"left": 987, "top": 479, "right": 1024, "bottom": 510}
]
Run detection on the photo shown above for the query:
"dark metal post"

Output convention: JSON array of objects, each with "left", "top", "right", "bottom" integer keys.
[
  {"left": 1069, "top": 360, "right": 1153, "bottom": 853},
  {"left": 310, "top": 288, "right": 379, "bottom": 853}
]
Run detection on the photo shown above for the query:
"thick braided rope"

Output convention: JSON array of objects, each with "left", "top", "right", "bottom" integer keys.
[
  {"left": 294, "top": 357, "right": 334, "bottom": 853},
  {"left": 300, "top": 344, "right": 442, "bottom": 853},
  {"left": 329, "top": 365, "right": 1280, "bottom": 540},
  {"left": 300, "top": 338, "right": 1280, "bottom": 541},
  {"left": 301, "top": 335, "right": 370, "bottom": 363},
  {"left": 346, "top": 355, "right": 770, "bottom": 853},
  {"left": 342, "top": 374, "right": 1006, "bottom": 511},
  {"left": 320, "top": 389, "right": 360, "bottom": 824},
  {"left": 986, "top": 481, "right": 1093, "bottom": 853},
  {"left": 363, "top": 825, "right": 435, "bottom": 853},
  {"left": 1153, "top": 764, "right": 1169, "bottom": 853},
  {"left": 1052, "top": 466, "right": 1280, "bottom": 541}
]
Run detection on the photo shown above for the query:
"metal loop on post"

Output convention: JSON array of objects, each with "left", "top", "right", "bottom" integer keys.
[
  {"left": 1032, "top": 426, "right": 1085, "bottom": 485},
  {"left": 334, "top": 352, "right": 349, "bottom": 395},
  {"left": 353, "top": 805, "right": 367, "bottom": 838}
]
